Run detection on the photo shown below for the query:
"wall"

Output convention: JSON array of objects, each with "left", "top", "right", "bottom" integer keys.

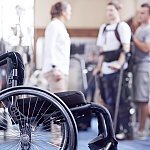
[
  {"left": 34, "top": 0, "right": 137, "bottom": 29},
  {"left": 136, "top": 0, "right": 150, "bottom": 7},
  {"left": 120, "top": 0, "right": 136, "bottom": 21},
  {"left": 34, "top": 0, "right": 141, "bottom": 69}
]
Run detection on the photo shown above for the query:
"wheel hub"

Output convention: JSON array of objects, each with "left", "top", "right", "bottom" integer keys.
[{"left": 21, "top": 134, "right": 30, "bottom": 144}]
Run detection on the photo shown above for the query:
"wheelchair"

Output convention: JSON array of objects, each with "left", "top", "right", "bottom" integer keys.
[{"left": 0, "top": 52, "right": 117, "bottom": 150}]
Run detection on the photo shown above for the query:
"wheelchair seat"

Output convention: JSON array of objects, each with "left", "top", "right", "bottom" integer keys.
[{"left": 55, "top": 91, "right": 87, "bottom": 108}]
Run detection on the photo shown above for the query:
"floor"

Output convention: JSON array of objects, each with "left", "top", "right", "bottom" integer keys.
[
  {"left": 0, "top": 116, "right": 149, "bottom": 149},
  {"left": 78, "top": 119, "right": 150, "bottom": 150}
]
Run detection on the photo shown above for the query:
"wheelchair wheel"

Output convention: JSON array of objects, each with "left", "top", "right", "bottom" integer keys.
[{"left": 0, "top": 86, "right": 78, "bottom": 150}]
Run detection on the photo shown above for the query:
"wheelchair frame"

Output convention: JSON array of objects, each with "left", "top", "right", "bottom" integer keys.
[{"left": 0, "top": 52, "right": 117, "bottom": 150}]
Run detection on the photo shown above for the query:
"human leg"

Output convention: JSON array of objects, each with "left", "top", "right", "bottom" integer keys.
[
  {"left": 137, "top": 102, "right": 149, "bottom": 132},
  {"left": 133, "top": 71, "right": 150, "bottom": 137},
  {"left": 101, "top": 73, "right": 119, "bottom": 119},
  {"left": 44, "top": 71, "right": 68, "bottom": 145}
]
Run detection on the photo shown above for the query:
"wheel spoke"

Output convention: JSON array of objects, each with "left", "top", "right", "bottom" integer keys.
[{"left": 0, "top": 88, "right": 77, "bottom": 150}]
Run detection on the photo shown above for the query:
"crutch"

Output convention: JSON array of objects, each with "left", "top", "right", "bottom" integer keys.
[{"left": 113, "top": 53, "right": 131, "bottom": 133}]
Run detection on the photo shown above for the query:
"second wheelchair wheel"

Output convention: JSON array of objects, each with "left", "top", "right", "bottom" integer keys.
[{"left": 0, "top": 86, "right": 78, "bottom": 150}]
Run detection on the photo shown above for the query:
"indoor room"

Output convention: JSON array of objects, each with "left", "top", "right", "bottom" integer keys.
[{"left": 0, "top": 0, "right": 150, "bottom": 149}]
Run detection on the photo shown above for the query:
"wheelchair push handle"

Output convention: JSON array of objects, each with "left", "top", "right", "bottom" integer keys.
[{"left": 0, "top": 52, "right": 19, "bottom": 69}]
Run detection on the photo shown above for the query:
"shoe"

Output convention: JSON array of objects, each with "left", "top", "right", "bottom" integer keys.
[
  {"left": 116, "top": 132, "right": 126, "bottom": 140},
  {"left": 135, "top": 131, "right": 147, "bottom": 140}
]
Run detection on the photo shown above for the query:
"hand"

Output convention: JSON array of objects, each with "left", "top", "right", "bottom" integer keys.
[
  {"left": 93, "top": 67, "right": 100, "bottom": 76},
  {"left": 109, "top": 61, "right": 122, "bottom": 71},
  {"left": 52, "top": 69, "right": 63, "bottom": 81}
]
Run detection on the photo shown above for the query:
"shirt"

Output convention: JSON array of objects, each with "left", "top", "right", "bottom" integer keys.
[
  {"left": 42, "top": 18, "right": 70, "bottom": 75},
  {"left": 96, "top": 22, "right": 131, "bottom": 74},
  {"left": 133, "top": 24, "right": 150, "bottom": 72}
]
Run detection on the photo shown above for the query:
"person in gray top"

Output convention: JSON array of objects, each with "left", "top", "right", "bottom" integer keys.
[{"left": 133, "top": 3, "right": 150, "bottom": 139}]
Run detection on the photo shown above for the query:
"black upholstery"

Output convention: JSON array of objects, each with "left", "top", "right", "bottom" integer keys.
[
  {"left": 10, "top": 91, "right": 87, "bottom": 118},
  {"left": 55, "top": 91, "right": 87, "bottom": 108}
]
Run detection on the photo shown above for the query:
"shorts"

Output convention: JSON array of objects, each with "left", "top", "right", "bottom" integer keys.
[{"left": 133, "top": 71, "right": 150, "bottom": 102}]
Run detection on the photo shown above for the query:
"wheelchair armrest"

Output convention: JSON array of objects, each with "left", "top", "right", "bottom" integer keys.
[{"left": 55, "top": 91, "right": 87, "bottom": 108}]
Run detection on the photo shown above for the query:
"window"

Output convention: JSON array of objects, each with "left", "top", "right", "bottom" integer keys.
[{"left": 0, "top": 0, "right": 34, "bottom": 47}]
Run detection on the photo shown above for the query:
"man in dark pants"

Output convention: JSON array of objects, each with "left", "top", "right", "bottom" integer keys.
[{"left": 93, "top": 2, "right": 131, "bottom": 137}]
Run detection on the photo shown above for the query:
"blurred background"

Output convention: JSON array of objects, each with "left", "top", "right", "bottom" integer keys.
[{"left": 0, "top": 0, "right": 150, "bottom": 149}]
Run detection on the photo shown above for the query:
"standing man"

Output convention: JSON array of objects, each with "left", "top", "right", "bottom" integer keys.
[
  {"left": 133, "top": 3, "right": 150, "bottom": 139},
  {"left": 93, "top": 1, "right": 131, "bottom": 136}
]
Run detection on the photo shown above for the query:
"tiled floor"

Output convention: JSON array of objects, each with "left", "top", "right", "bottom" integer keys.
[
  {"left": 0, "top": 118, "right": 149, "bottom": 150},
  {"left": 78, "top": 119, "right": 150, "bottom": 150}
]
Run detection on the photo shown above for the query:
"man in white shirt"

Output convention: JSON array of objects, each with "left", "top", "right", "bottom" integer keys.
[{"left": 93, "top": 2, "right": 131, "bottom": 136}]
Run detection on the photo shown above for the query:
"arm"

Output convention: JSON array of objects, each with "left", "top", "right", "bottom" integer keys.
[
  {"left": 93, "top": 48, "right": 104, "bottom": 76},
  {"left": 109, "top": 43, "right": 130, "bottom": 70},
  {"left": 118, "top": 43, "right": 130, "bottom": 65},
  {"left": 93, "top": 24, "right": 106, "bottom": 75},
  {"left": 117, "top": 22, "right": 131, "bottom": 65},
  {"left": 44, "top": 23, "right": 63, "bottom": 81},
  {"left": 110, "top": 22, "right": 131, "bottom": 70},
  {"left": 44, "top": 23, "right": 58, "bottom": 67},
  {"left": 133, "top": 37, "right": 150, "bottom": 53}
]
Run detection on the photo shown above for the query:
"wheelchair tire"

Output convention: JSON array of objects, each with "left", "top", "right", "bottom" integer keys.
[{"left": 0, "top": 86, "right": 78, "bottom": 150}]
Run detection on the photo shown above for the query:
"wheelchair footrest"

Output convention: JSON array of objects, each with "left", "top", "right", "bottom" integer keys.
[{"left": 88, "top": 135, "right": 118, "bottom": 150}]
